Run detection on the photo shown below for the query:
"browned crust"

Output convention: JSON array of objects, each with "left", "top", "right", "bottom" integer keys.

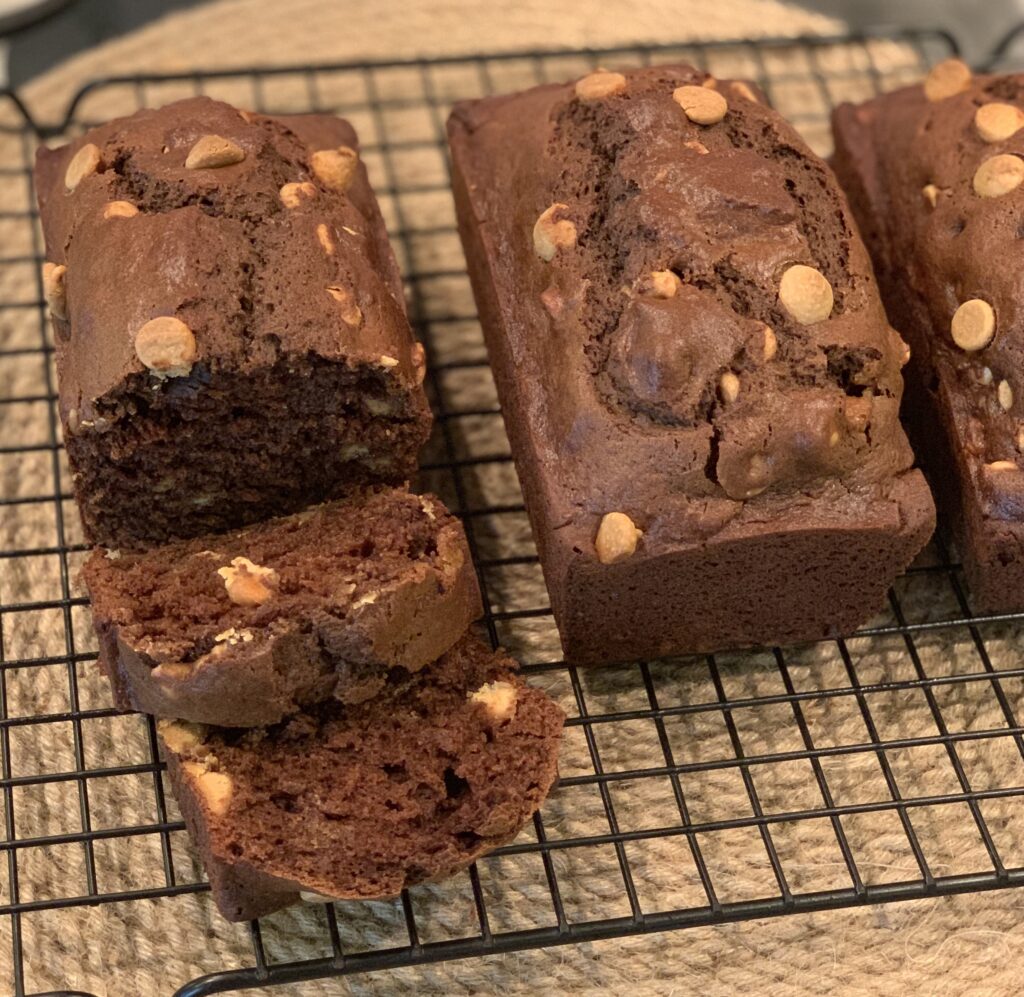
[
  {"left": 448, "top": 86, "right": 934, "bottom": 664},
  {"left": 831, "top": 92, "right": 1024, "bottom": 613}
]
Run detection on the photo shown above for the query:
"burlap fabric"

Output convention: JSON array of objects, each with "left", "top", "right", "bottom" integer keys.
[{"left": 3, "top": 1, "right": 1024, "bottom": 994}]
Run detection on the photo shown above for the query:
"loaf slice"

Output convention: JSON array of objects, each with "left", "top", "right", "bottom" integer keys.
[
  {"left": 85, "top": 487, "right": 482, "bottom": 727},
  {"left": 447, "top": 66, "right": 935, "bottom": 665},
  {"left": 831, "top": 62, "right": 1024, "bottom": 611},
  {"left": 159, "top": 634, "right": 565, "bottom": 921},
  {"left": 35, "top": 96, "right": 431, "bottom": 547}
]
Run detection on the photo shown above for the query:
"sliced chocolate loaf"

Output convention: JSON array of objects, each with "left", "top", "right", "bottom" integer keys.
[
  {"left": 35, "top": 96, "right": 431, "bottom": 547},
  {"left": 85, "top": 488, "right": 482, "bottom": 727},
  {"left": 448, "top": 67, "right": 935, "bottom": 665},
  {"left": 159, "top": 634, "right": 565, "bottom": 921}
]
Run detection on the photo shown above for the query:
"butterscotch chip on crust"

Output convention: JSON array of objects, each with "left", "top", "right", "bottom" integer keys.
[
  {"left": 778, "top": 264, "right": 833, "bottom": 324},
  {"left": 729, "top": 81, "right": 759, "bottom": 102},
  {"left": 951, "top": 299, "right": 995, "bottom": 352},
  {"left": 595, "top": 512, "right": 642, "bottom": 564},
  {"left": 975, "top": 102, "right": 1024, "bottom": 143},
  {"left": 103, "top": 200, "right": 139, "bottom": 219},
  {"left": 312, "top": 146, "right": 359, "bottom": 192},
  {"left": 923, "top": 58, "right": 971, "bottom": 101},
  {"left": 185, "top": 135, "right": 246, "bottom": 169},
  {"left": 575, "top": 71, "right": 626, "bottom": 100},
  {"left": 64, "top": 143, "right": 102, "bottom": 191},
  {"left": 134, "top": 317, "right": 197, "bottom": 377},
  {"left": 673, "top": 84, "right": 728, "bottom": 125},
  {"left": 973, "top": 154, "right": 1024, "bottom": 198},
  {"left": 280, "top": 181, "right": 317, "bottom": 208},
  {"left": 42, "top": 263, "right": 67, "bottom": 320}
]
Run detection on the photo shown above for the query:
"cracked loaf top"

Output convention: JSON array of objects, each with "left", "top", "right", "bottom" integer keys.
[
  {"left": 36, "top": 95, "right": 424, "bottom": 418},
  {"left": 34, "top": 97, "right": 431, "bottom": 546},
  {"left": 831, "top": 62, "right": 1024, "bottom": 519},
  {"left": 449, "top": 67, "right": 922, "bottom": 556}
]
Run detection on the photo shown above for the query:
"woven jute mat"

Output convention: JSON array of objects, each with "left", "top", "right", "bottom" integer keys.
[{"left": 5, "top": 1, "right": 1024, "bottom": 994}]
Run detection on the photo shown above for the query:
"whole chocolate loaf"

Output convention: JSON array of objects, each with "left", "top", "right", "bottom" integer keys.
[
  {"left": 448, "top": 67, "right": 935, "bottom": 665},
  {"left": 35, "top": 97, "right": 431, "bottom": 547},
  {"left": 831, "top": 61, "right": 1024, "bottom": 611},
  {"left": 85, "top": 487, "right": 482, "bottom": 727}
]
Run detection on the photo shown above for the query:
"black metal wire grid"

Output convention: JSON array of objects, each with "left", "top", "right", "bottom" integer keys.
[{"left": 4, "top": 25, "right": 1024, "bottom": 997}]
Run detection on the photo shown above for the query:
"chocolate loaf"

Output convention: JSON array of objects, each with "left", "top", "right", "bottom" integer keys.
[
  {"left": 35, "top": 97, "right": 431, "bottom": 547},
  {"left": 831, "top": 61, "right": 1024, "bottom": 611},
  {"left": 159, "top": 634, "right": 565, "bottom": 921},
  {"left": 85, "top": 487, "right": 482, "bottom": 727},
  {"left": 448, "top": 67, "right": 935, "bottom": 665}
]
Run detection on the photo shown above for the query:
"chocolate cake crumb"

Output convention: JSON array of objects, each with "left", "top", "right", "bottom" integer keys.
[
  {"left": 159, "top": 634, "right": 565, "bottom": 921},
  {"left": 85, "top": 487, "right": 482, "bottom": 727}
]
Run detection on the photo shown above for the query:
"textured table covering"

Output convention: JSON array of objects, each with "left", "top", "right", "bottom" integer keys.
[{"left": 4, "top": 1, "right": 1024, "bottom": 995}]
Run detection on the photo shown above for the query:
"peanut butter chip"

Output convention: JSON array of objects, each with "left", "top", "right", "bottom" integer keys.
[
  {"left": 595, "top": 512, "right": 642, "bottom": 564},
  {"left": 973, "top": 154, "right": 1024, "bottom": 198},
  {"left": 134, "top": 317, "right": 196, "bottom": 377},
  {"left": 778, "top": 264, "right": 833, "bottom": 325},
  {"left": 729, "top": 80, "right": 759, "bottom": 102},
  {"left": 103, "top": 200, "right": 139, "bottom": 219},
  {"left": 379, "top": 355, "right": 399, "bottom": 368},
  {"left": 951, "top": 299, "right": 995, "bottom": 351},
  {"left": 311, "top": 146, "right": 358, "bottom": 192},
  {"left": 673, "top": 84, "right": 728, "bottom": 125},
  {"left": 922, "top": 184, "right": 940, "bottom": 208},
  {"left": 684, "top": 139, "right": 709, "bottom": 155},
  {"left": 468, "top": 680, "right": 518, "bottom": 723},
  {"left": 533, "top": 203, "right": 577, "bottom": 261},
  {"left": 158, "top": 719, "right": 208, "bottom": 754},
  {"left": 185, "top": 135, "right": 246, "bottom": 169},
  {"left": 574, "top": 71, "right": 626, "bottom": 100},
  {"left": 218, "top": 556, "right": 278, "bottom": 607},
  {"left": 42, "top": 263, "right": 67, "bottom": 320},
  {"left": 988, "top": 460, "right": 1018, "bottom": 472},
  {"left": 183, "top": 763, "right": 233, "bottom": 816},
  {"left": 923, "top": 58, "right": 971, "bottom": 102},
  {"left": 1017, "top": 426, "right": 1024, "bottom": 452},
  {"left": 411, "top": 341, "right": 427, "bottom": 385},
  {"left": 975, "top": 102, "right": 1024, "bottom": 143},
  {"left": 999, "top": 379, "right": 1014, "bottom": 411},
  {"left": 317, "top": 223, "right": 335, "bottom": 254},
  {"left": 762, "top": 325, "right": 778, "bottom": 360},
  {"left": 646, "top": 270, "right": 680, "bottom": 299},
  {"left": 327, "top": 286, "right": 363, "bottom": 327},
  {"left": 280, "top": 181, "right": 317, "bottom": 209},
  {"left": 719, "top": 371, "right": 740, "bottom": 404},
  {"left": 64, "top": 143, "right": 102, "bottom": 191}
]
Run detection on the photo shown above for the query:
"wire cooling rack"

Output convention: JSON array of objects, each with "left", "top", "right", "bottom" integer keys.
[{"left": 4, "top": 24, "right": 1024, "bottom": 997}]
